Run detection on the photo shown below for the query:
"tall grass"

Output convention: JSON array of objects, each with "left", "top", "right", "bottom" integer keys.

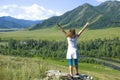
[
  {"left": 0, "top": 55, "right": 120, "bottom": 80},
  {"left": 0, "top": 55, "right": 47, "bottom": 80}
]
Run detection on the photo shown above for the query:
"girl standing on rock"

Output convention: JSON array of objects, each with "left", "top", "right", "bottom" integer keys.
[{"left": 57, "top": 22, "right": 90, "bottom": 78}]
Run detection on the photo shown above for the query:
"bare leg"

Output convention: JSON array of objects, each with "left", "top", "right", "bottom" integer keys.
[
  {"left": 74, "top": 59, "right": 79, "bottom": 75},
  {"left": 69, "top": 66, "right": 73, "bottom": 76},
  {"left": 75, "top": 65, "right": 79, "bottom": 74}
]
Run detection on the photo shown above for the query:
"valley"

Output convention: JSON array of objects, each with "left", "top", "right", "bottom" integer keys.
[
  {"left": 0, "top": 1, "right": 120, "bottom": 80},
  {"left": 0, "top": 27, "right": 120, "bottom": 41}
]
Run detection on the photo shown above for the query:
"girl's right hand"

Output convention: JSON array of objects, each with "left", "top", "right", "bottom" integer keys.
[{"left": 57, "top": 23, "right": 61, "bottom": 27}]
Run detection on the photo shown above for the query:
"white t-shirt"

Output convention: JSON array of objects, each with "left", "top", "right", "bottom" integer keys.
[{"left": 66, "top": 36, "right": 79, "bottom": 59}]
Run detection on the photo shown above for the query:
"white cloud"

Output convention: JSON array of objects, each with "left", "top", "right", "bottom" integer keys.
[
  {"left": 96, "top": 0, "right": 120, "bottom": 2},
  {"left": 0, "top": 4, "right": 63, "bottom": 20},
  {"left": 96, "top": 0, "right": 108, "bottom": 2}
]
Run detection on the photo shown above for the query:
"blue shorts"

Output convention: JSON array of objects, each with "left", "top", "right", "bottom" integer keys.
[{"left": 68, "top": 59, "right": 78, "bottom": 66}]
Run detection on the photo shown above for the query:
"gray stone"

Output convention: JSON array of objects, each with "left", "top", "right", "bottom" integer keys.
[{"left": 44, "top": 70, "right": 93, "bottom": 80}]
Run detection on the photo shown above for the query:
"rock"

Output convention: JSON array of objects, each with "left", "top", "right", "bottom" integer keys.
[{"left": 44, "top": 70, "right": 93, "bottom": 80}]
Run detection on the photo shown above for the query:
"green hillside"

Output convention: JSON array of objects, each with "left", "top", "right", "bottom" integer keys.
[{"left": 29, "top": 1, "right": 120, "bottom": 30}]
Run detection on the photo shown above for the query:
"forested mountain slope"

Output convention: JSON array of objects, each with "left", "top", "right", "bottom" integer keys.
[{"left": 29, "top": 1, "right": 120, "bottom": 30}]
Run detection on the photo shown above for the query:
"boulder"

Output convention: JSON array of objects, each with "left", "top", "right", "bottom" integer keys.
[{"left": 44, "top": 70, "right": 93, "bottom": 80}]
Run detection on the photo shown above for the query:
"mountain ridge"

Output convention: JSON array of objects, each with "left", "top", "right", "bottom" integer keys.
[
  {"left": 0, "top": 16, "right": 42, "bottom": 29},
  {"left": 29, "top": 1, "right": 120, "bottom": 30}
]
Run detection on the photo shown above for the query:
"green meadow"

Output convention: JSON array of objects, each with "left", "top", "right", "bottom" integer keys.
[
  {"left": 0, "top": 55, "right": 120, "bottom": 80},
  {"left": 0, "top": 27, "right": 120, "bottom": 80},
  {"left": 0, "top": 27, "right": 120, "bottom": 41}
]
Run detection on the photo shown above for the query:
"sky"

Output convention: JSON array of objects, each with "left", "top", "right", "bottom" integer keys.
[{"left": 0, "top": 0, "right": 119, "bottom": 20}]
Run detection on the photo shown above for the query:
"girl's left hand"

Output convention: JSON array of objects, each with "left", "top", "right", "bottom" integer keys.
[{"left": 86, "top": 22, "right": 90, "bottom": 26}]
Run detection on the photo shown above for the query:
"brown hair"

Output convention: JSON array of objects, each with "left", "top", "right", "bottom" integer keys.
[{"left": 68, "top": 28, "right": 76, "bottom": 38}]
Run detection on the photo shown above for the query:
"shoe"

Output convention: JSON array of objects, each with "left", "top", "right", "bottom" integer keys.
[
  {"left": 74, "top": 73, "right": 80, "bottom": 79},
  {"left": 76, "top": 73, "right": 80, "bottom": 75}
]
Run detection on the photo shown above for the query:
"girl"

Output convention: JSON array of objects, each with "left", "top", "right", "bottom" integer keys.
[{"left": 57, "top": 22, "right": 90, "bottom": 78}]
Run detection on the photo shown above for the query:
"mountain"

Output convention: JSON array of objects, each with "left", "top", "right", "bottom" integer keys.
[
  {"left": 29, "top": 1, "right": 120, "bottom": 30},
  {"left": 0, "top": 16, "right": 42, "bottom": 28}
]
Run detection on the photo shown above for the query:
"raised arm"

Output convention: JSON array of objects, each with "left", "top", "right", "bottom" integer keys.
[
  {"left": 77, "top": 22, "right": 90, "bottom": 37},
  {"left": 57, "top": 23, "right": 68, "bottom": 37}
]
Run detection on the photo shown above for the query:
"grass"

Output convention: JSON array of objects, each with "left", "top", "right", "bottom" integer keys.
[
  {"left": 46, "top": 58, "right": 120, "bottom": 80},
  {"left": 0, "top": 27, "right": 120, "bottom": 41},
  {"left": 96, "top": 58, "right": 120, "bottom": 67},
  {"left": 78, "top": 63, "right": 120, "bottom": 80},
  {"left": 0, "top": 27, "right": 120, "bottom": 80},
  {"left": 0, "top": 55, "right": 48, "bottom": 80},
  {"left": 0, "top": 55, "right": 120, "bottom": 80}
]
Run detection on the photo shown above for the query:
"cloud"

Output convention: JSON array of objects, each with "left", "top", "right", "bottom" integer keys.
[
  {"left": 96, "top": 0, "right": 120, "bottom": 2},
  {"left": 0, "top": 4, "right": 63, "bottom": 20},
  {"left": 96, "top": 0, "right": 108, "bottom": 2}
]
